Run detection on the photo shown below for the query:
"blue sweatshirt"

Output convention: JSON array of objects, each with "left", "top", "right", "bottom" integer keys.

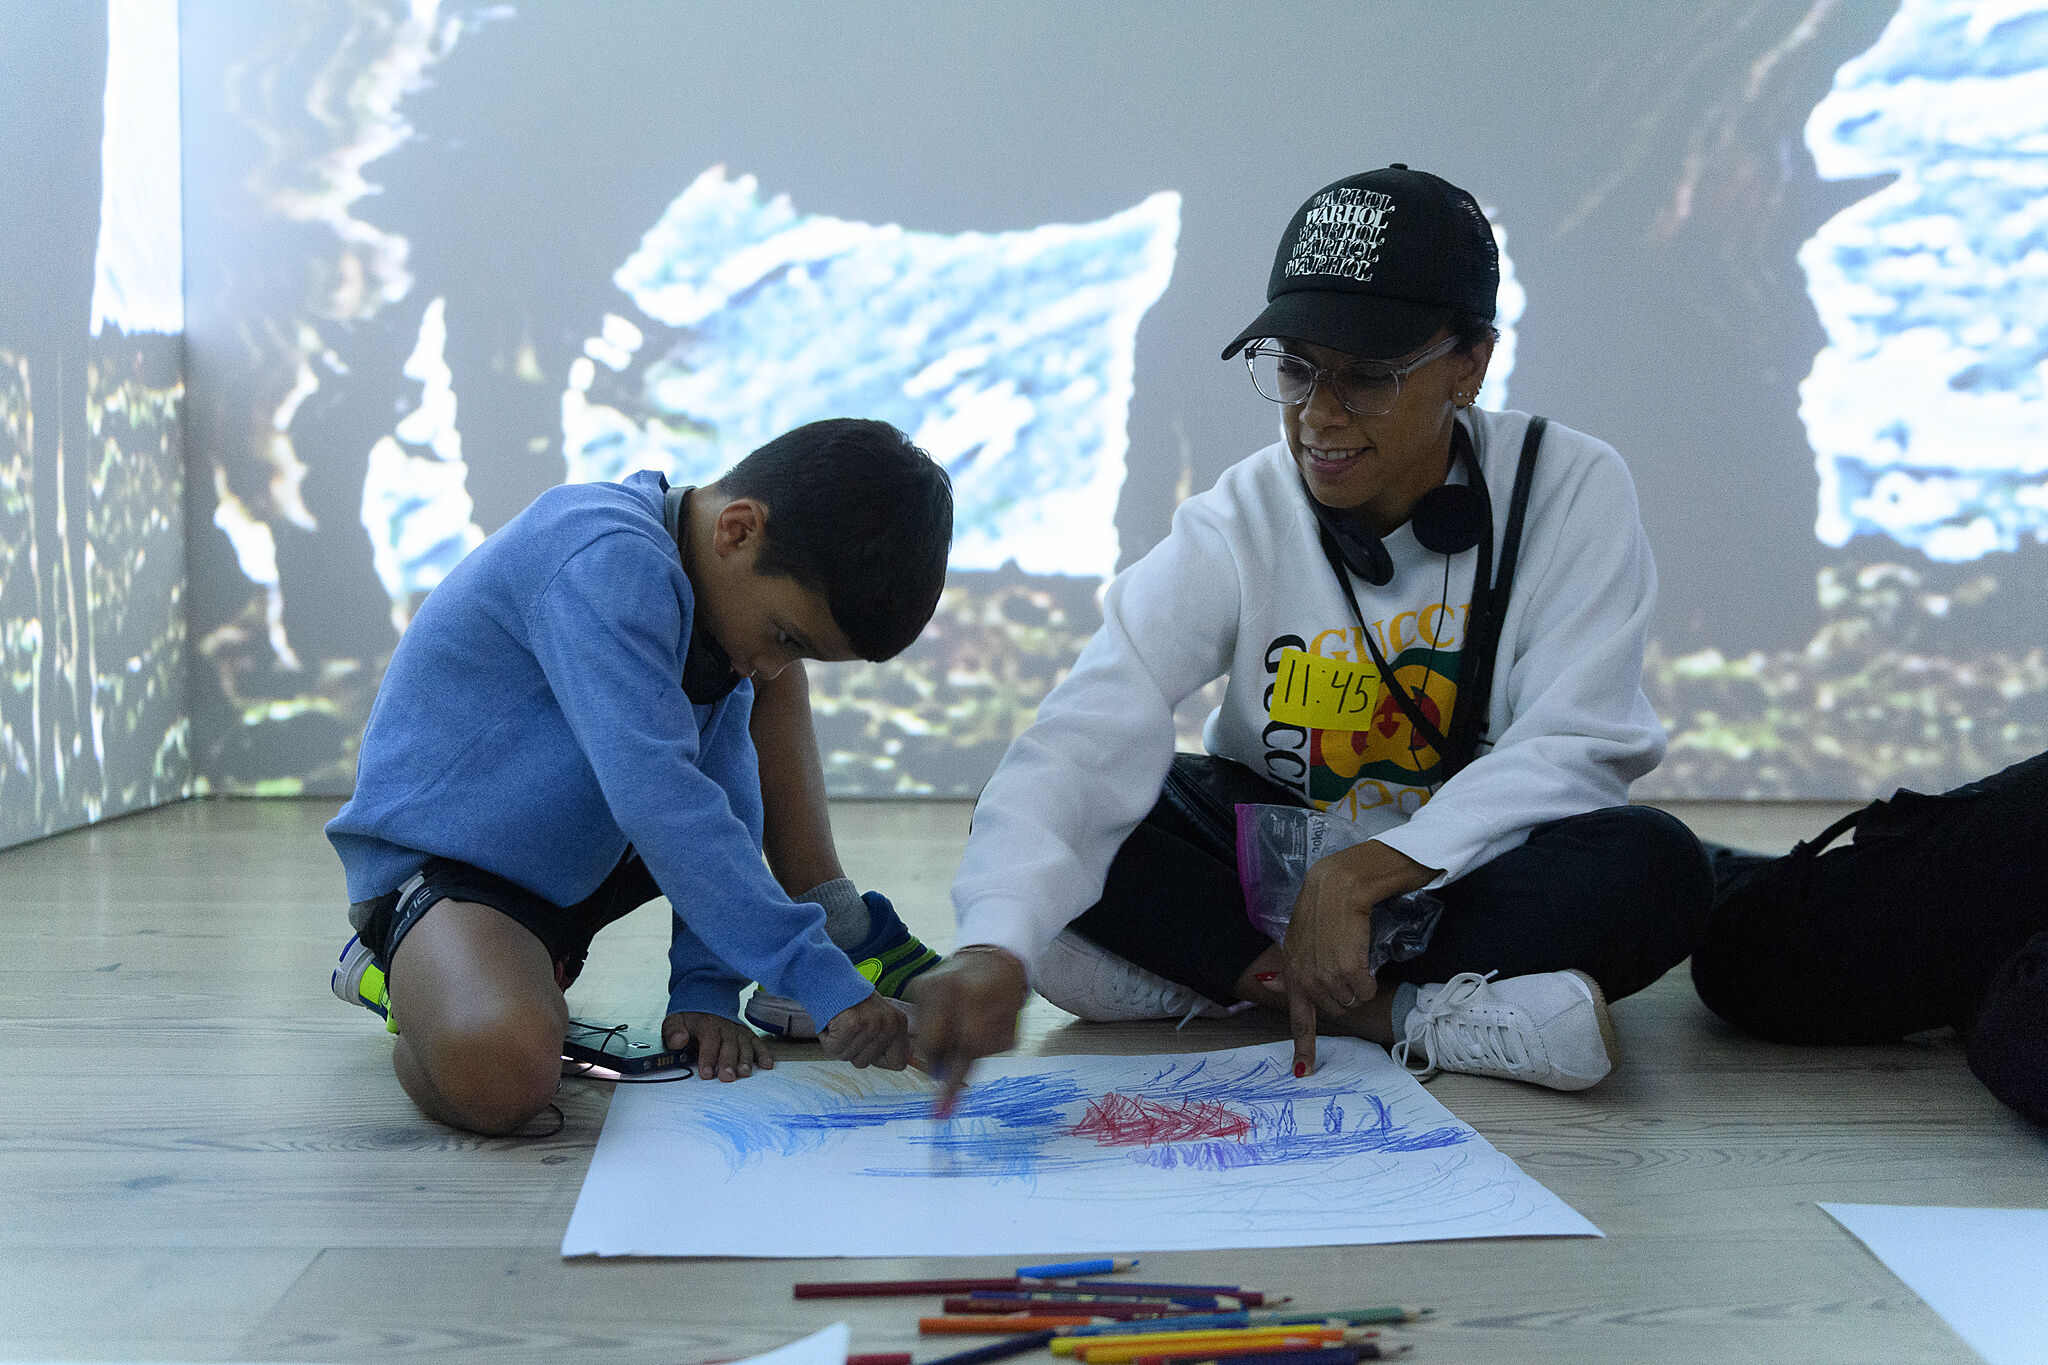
[{"left": 326, "top": 470, "right": 873, "bottom": 1026}]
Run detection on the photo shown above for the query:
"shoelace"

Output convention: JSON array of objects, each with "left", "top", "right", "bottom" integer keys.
[{"left": 1392, "top": 970, "right": 1522, "bottom": 1080}]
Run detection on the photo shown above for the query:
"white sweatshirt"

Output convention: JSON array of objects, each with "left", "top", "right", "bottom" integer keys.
[{"left": 951, "top": 407, "right": 1667, "bottom": 974}]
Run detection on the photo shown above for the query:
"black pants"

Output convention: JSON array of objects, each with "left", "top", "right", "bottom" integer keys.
[
  {"left": 1690, "top": 751, "right": 2048, "bottom": 1125},
  {"left": 1067, "top": 754, "right": 1714, "bottom": 1008}
]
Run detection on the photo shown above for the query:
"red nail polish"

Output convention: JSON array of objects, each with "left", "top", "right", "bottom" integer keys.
[
  {"left": 1254, "top": 971, "right": 1280, "bottom": 983},
  {"left": 1293, "top": 1060, "right": 1307, "bottom": 1078}
]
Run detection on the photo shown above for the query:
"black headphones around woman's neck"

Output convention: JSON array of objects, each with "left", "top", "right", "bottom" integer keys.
[
  {"left": 1305, "top": 422, "right": 1491, "bottom": 586},
  {"left": 1303, "top": 416, "right": 1546, "bottom": 782}
]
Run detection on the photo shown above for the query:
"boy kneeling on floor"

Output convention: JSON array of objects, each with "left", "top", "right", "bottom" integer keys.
[{"left": 326, "top": 418, "right": 953, "bottom": 1135}]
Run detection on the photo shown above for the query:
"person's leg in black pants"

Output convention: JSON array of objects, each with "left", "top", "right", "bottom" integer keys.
[
  {"left": 1067, "top": 761, "right": 1712, "bottom": 1012},
  {"left": 1063, "top": 756, "right": 1300, "bottom": 1009},
  {"left": 1691, "top": 750, "right": 2048, "bottom": 1046},
  {"left": 1689, "top": 751, "right": 2048, "bottom": 1126},
  {"left": 1967, "top": 931, "right": 2048, "bottom": 1126},
  {"left": 1380, "top": 805, "right": 1713, "bottom": 1004}
]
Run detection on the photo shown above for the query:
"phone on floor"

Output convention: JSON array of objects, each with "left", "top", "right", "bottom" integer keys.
[{"left": 562, "top": 1023, "right": 697, "bottom": 1079}]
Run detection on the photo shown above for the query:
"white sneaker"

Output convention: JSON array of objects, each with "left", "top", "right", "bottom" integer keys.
[
  {"left": 1392, "top": 969, "right": 1618, "bottom": 1091},
  {"left": 1034, "top": 930, "right": 1233, "bottom": 1025}
]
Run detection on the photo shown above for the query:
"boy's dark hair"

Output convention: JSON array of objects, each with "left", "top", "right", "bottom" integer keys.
[{"left": 716, "top": 418, "right": 953, "bottom": 661}]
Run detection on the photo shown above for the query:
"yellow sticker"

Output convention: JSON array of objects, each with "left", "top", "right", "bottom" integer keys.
[{"left": 1267, "top": 647, "right": 1382, "bottom": 730}]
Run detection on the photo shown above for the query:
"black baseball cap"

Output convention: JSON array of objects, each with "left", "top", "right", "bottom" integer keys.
[{"left": 1222, "top": 165, "right": 1499, "bottom": 361}]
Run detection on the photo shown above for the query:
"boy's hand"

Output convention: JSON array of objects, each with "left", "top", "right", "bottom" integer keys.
[
  {"left": 819, "top": 992, "right": 913, "bottom": 1070},
  {"left": 662, "top": 1011, "right": 775, "bottom": 1082},
  {"left": 907, "top": 947, "right": 1029, "bottom": 1114}
]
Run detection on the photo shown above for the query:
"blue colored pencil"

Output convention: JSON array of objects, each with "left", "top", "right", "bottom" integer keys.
[
  {"left": 1020, "top": 1257, "right": 1140, "bottom": 1279},
  {"left": 916, "top": 1326, "right": 1064, "bottom": 1365}
]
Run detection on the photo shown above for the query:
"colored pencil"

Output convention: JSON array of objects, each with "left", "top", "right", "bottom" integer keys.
[
  {"left": 1055, "top": 1308, "right": 1431, "bottom": 1340},
  {"left": 1020, "top": 1257, "right": 1140, "bottom": 1278},
  {"left": 924, "top": 1315, "right": 1109, "bottom": 1334},
  {"left": 1066, "top": 1329, "right": 1350, "bottom": 1360},
  {"left": 1056, "top": 1328, "right": 1344, "bottom": 1357},
  {"left": 848, "top": 1355, "right": 914, "bottom": 1365},
  {"left": 1129, "top": 1341, "right": 1375, "bottom": 1365},
  {"left": 1071, "top": 1282, "right": 1281, "bottom": 1306},
  {"left": 914, "top": 1326, "right": 1063, "bottom": 1365},
  {"left": 788, "top": 1274, "right": 1278, "bottom": 1303},
  {"left": 1135, "top": 1348, "right": 1402, "bottom": 1365},
  {"left": 1064, "top": 1326, "right": 1351, "bottom": 1358},
  {"left": 1079, "top": 1333, "right": 1347, "bottom": 1357},
  {"left": 945, "top": 1297, "right": 1195, "bottom": 1321},
  {"left": 794, "top": 1277, "right": 1033, "bottom": 1298},
  {"left": 970, "top": 1290, "right": 1247, "bottom": 1311}
]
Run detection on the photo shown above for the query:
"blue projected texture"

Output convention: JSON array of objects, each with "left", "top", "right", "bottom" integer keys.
[
  {"left": 564, "top": 166, "right": 1181, "bottom": 578},
  {"left": 1801, "top": 0, "right": 2048, "bottom": 562}
]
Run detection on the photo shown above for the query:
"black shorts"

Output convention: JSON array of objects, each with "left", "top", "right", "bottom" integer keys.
[{"left": 348, "top": 849, "right": 660, "bottom": 991}]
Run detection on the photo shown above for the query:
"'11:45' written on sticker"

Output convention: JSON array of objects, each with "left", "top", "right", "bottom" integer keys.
[{"left": 1268, "top": 648, "right": 1382, "bottom": 730}]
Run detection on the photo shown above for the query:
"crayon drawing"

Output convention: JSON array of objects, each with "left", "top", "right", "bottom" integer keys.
[{"left": 563, "top": 1039, "right": 1599, "bottom": 1257}]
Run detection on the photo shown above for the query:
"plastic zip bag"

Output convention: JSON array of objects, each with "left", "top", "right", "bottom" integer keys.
[{"left": 1234, "top": 802, "right": 1445, "bottom": 975}]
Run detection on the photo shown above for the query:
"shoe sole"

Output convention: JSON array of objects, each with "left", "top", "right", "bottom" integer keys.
[{"left": 1565, "top": 969, "right": 1620, "bottom": 1079}]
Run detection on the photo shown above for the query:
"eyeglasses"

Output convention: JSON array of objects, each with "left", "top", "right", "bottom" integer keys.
[{"left": 1244, "top": 335, "right": 1461, "bottom": 416}]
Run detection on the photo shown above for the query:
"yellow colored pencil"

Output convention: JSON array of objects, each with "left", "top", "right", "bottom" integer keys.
[
  {"left": 1078, "top": 1335, "right": 1349, "bottom": 1365},
  {"left": 1058, "top": 1328, "right": 1347, "bottom": 1359}
]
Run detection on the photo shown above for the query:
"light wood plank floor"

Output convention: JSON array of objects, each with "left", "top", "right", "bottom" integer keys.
[{"left": 2, "top": 797, "right": 2043, "bottom": 1364}]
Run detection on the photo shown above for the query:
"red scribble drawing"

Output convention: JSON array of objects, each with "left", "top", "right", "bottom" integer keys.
[{"left": 1069, "top": 1092, "right": 1255, "bottom": 1147}]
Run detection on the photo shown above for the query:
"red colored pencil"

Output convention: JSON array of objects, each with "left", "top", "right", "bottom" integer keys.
[
  {"left": 924, "top": 1315, "right": 1106, "bottom": 1334},
  {"left": 795, "top": 1277, "right": 1032, "bottom": 1298}
]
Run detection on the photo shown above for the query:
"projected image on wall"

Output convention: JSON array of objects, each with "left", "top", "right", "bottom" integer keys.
[
  {"left": 0, "top": 0, "right": 187, "bottom": 846},
  {"left": 150, "top": 0, "right": 2048, "bottom": 809},
  {"left": 1645, "top": 0, "right": 2048, "bottom": 797}
]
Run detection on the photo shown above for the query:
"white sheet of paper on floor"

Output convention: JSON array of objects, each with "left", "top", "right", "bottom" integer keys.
[
  {"left": 563, "top": 1037, "right": 1600, "bottom": 1257},
  {"left": 1821, "top": 1203, "right": 2048, "bottom": 1365},
  {"left": 730, "top": 1323, "right": 848, "bottom": 1365}
]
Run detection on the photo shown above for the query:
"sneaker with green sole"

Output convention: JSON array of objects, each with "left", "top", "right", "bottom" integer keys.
[
  {"left": 744, "top": 891, "right": 940, "bottom": 1039},
  {"left": 332, "top": 934, "right": 400, "bottom": 1034}
]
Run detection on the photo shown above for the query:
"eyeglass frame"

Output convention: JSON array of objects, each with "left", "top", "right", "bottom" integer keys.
[{"left": 1242, "top": 334, "right": 1463, "bottom": 416}]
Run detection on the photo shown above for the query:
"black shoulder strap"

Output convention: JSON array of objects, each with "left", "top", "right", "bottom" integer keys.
[
  {"left": 1320, "top": 524, "right": 1457, "bottom": 767},
  {"left": 1321, "top": 422, "right": 1487, "bottom": 778},
  {"left": 1441, "top": 415, "right": 1545, "bottom": 776}
]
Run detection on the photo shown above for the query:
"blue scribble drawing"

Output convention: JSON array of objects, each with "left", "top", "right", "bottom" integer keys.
[
  {"left": 1800, "top": 0, "right": 2048, "bottom": 562},
  {"left": 562, "top": 166, "right": 1180, "bottom": 578},
  {"left": 681, "top": 1052, "right": 1465, "bottom": 1184}
]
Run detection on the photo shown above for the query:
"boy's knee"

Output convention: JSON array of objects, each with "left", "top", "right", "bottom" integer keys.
[{"left": 410, "top": 1010, "right": 562, "bottom": 1135}]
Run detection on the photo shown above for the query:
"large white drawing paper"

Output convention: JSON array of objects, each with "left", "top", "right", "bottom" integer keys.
[
  {"left": 1821, "top": 1203, "right": 2048, "bottom": 1365},
  {"left": 563, "top": 1038, "right": 1599, "bottom": 1257}
]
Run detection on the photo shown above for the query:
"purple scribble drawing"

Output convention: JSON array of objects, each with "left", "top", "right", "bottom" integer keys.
[{"left": 684, "top": 1054, "right": 1468, "bottom": 1180}]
